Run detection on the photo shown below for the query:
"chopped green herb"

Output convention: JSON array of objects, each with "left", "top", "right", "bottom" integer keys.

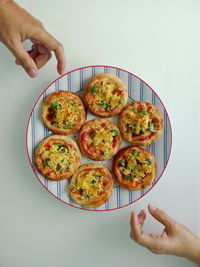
[
  {"left": 94, "top": 174, "right": 99, "bottom": 179},
  {"left": 132, "top": 149, "right": 138, "bottom": 158},
  {"left": 146, "top": 158, "right": 152, "bottom": 165},
  {"left": 90, "top": 86, "right": 98, "bottom": 93},
  {"left": 90, "top": 180, "right": 96, "bottom": 184},
  {"left": 65, "top": 163, "right": 69, "bottom": 169},
  {"left": 57, "top": 165, "right": 62, "bottom": 171},
  {"left": 71, "top": 102, "right": 76, "bottom": 107},
  {"left": 140, "top": 129, "right": 146, "bottom": 134},
  {"left": 123, "top": 175, "right": 133, "bottom": 180},
  {"left": 140, "top": 110, "right": 146, "bottom": 115},
  {"left": 104, "top": 103, "right": 109, "bottom": 111},
  {"left": 56, "top": 143, "right": 63, "bottom": 147},
  {"left": 66, "top": 121, "right": 71, "bottom": 128},
  {"left": 149, "top": 122, "right": 155, "bottom": 132},
  {"left": 91, "top": 143, "right": 95, "bottom": 146},
  {"left": 131, "top": 107, "right": 136, "bottom": 111},
  {"left": 111, "top": 130, "right": 118, "bottom": 136},
  {"left": 90, "top": 131, "right": 97, "bottom": 138},
  {"left": 52, "top": 101, "right": 59, "bottom": 111},
  {"left": 98, "top": 102, "right": 105, "bottom": 106},
  {"left": 120, "top": 160, "right": 126, "bottom": 167},
  {"left": 44, "top": 161, "right": 51, "bottom": 166},
  {"left": 120, "top": 98, "right": 125, "bottom": 104},
  {"left": 131, "top": 127, "right": 136, "bottom": 134}
]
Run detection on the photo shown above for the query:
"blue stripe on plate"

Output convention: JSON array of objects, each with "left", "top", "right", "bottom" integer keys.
[{"left": 140, "top": 81, "right": 144, "bottom": 197}]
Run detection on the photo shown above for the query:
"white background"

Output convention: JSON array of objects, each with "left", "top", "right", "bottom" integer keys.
[{"left": 0, "top": 0, "right": 199, "bottom": 266}]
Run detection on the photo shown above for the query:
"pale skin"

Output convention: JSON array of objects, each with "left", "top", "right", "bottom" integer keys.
[
  {"left": 130, "top": 204, "right": 200, "bottom": 266},
  {"left": 0, "top": 0, "right": 66, "bottom": 77}
]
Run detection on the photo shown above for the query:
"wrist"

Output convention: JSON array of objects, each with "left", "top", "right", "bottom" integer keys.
[{"left": 185, "top": 238, "right": 200, "bottom": 266}]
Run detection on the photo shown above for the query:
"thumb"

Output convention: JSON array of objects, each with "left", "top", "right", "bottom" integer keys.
[
  {"left": 148, "top": 204, "right": 174, "bottom": 229},
  {"left": 9, "top": 42, "right": 38, "bottom": 77}
]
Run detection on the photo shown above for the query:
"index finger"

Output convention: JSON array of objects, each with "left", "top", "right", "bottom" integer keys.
[{"left": 31, "top": 29, "right": 66, "bottom": 75}]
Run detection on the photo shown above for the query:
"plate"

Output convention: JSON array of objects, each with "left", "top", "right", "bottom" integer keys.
[{"left": 26, "top": 65, "right": 172, "bottom": 211}]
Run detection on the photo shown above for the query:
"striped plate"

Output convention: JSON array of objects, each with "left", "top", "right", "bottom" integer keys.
[{"left": 26, "top": 65, "right": 172, "bottom": 211}]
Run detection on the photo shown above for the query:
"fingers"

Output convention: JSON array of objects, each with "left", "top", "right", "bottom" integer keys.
[
  {"left": 138, "top": 209, "right": 146, "bottom": 226},
  {"left": 9, "top": 41, "right": 38, "bottom": 77},
  {"left": 148, "top": 204, "right": 174, "bottom": 229},
  {"left": 31, "top": 29, "right": 66, "bottom": 75},
  {"left": 15, "top": 44, "right": 52, "bottom": 70}
]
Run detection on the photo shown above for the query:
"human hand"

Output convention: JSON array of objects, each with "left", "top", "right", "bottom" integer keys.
[
  {"left": 130, "top": 204, "right": 200, "bottom": 266},
  {"left": 0, "top": 0, "right": 66, "bottom": 77}
]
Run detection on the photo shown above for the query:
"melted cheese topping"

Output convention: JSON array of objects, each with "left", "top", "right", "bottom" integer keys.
[
  {"left": 76, "top": 169, "right": 104, "bottom": 199},
  {"left": 53, "top": 101, "right": 84, "bottom": 128},
  {"left": 42, "top": 144, "right": 78, "bottom": 173},
  {"left": 120, "top": 152, "right": 152, "bottom": 179},
  {"left": 91, "top": 127, "right": 113, "bottom": 153},
  {"left": 91, "top": 79, "right": 123, "bottom": 109},
  {"left": 125, "top": 109, "right": 151, "bottom": 134}
]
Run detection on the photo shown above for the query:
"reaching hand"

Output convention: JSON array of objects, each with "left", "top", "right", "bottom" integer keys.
[
  {"left": 130, "top": 204, "right": 200, "bottom": 266},
  {"left": 0, "top": 0, "right": 66, "bottom": 77}
]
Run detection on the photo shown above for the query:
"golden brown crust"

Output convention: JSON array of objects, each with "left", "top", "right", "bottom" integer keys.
[
  {"left": 34, "top": 135, "right": 81, "bottom": 181},
  {"left": 118, "top": 102, "right": 164, "bottom": 146},
  {"left": 41, "top": 91, "right": 86, "bottom": 135},
  {"left": 78, "top": 118, "right": 121, "bottom": 161},
  {"left": 83, "top": 73, "right": 128, "bottom": 118},
  {"left": 69, "top": 163, "right": 113, "bottom": 208},
  {"left": 112, "top": 146, "right": 157, "bottom": 190}
]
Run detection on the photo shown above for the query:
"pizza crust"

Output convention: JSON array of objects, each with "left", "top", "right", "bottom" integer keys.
[
  {"left": 69, "top": 163, "right": 113, "bottom": 208},
  {"left": 118, "top": 102, "right": 164, "bottom": 146},
  {"left": 78, "top": 118, "right": 121, "bottom": 161},
  {"left": 41, "top": 90, "right": 86, "bottom": 135},
  {"left": 34, "top": 135, "right": 81, "bottom": 181},
  {"left": 83, "top": 73, "right": 128, "bottom": 117},
  {"left": 112, "top": 146, "right": 157, "bottom": 190}
]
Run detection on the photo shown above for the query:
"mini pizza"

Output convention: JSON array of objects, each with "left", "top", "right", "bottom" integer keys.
[
  {"left": 118, "top": 102, "right": 164, "bottom": 146},
  {"left": 41, "top": 91, "right": 86, "bottom": 135},
  {"left": 69, "top": 163, "right": 113, "bottom": 208},
  {"left": 78, "top": 118, "right": 121, "bottom": 161},
  {"left": 112, "top": 146, "right": 157, "bottom": 190},
  {"left": 34, "top": 135, "right": 81, "bottom": 181},
  {"left": 83, "top": 73, "right": 128, "bottom": 117}
]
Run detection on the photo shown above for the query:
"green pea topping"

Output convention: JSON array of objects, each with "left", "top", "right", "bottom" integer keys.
[
  {"left": 149, "top": 122, "right": 155, "bottom": 132},
  {"left": 131, "top": 107, "right": 136, "bottom": 111},
  {"left": 90, "top": 131, "right": 97, "bottom": 138},
  {"left": 90, "top": 86, "right": 98, "bottom": 93},
  {"left": 120, "top": 98, "right": 125, "bottom": 104},
  {"left": 146, "top": 158, "right": 152, "bottom": 165},
  {"left": 57, "top": 165, "right": 62, "bottom": 171},
  {"left": 120, "top": 160, "right": 126, "bottom": 167},
  {"left": 140, "top": 109, "right": 146, "bottom": 115},
  {"left": 132, "top": 149, "right": 138, "bottom": 158},
  {"left": 111, "top": 130, "right": 119, "bottom": 136},
  {"left": 91, "top": 143, "right": 95, "bottom": 146},
  {"left": 104, "top": 152, "right": 110, "bottom": 156},
  {"left": 98, "top": 101, "right": 109, "bottom": 111},
  {"left": 123, "top": 175, "right": 133, "bottom": 180}
]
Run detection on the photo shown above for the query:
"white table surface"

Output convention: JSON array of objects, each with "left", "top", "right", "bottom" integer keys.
[{"left": 0, "top": 0, "right": 199, "bottom": 266}]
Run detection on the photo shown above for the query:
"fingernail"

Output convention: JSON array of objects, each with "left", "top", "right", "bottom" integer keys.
[
  {"left": 149, "top": 204, "right": 157, "bottom": 212},
  {"left": 28, "top": 68, "right": 37, "bottom": 77}
]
